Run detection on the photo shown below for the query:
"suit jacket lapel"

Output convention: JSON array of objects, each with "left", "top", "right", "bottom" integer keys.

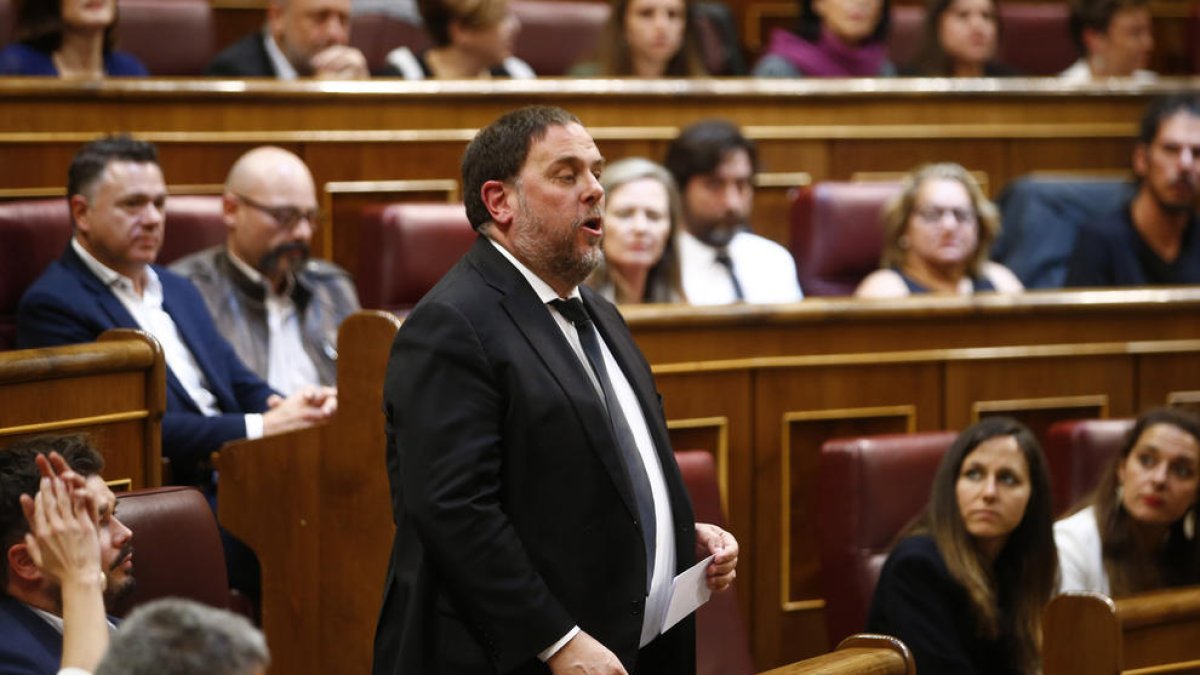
[
  {"left": 159, "top": 274, "right": 237, "bottom": 410},
  {"left": 467, "top": 239, "right": 641, "bottom": 521}
]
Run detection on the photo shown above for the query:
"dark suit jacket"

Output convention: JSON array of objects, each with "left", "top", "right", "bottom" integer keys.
[
  {"left": 372, "top": 237, "right": 696, "bottom": 675},
  {"left": 0, "top": 597, "right": 63, "bottom": 675},
  {"left": 205, "top": 32, "right": 276, "bottom": 77},
  {"left": 16, "top": 244, "right": 276, "bottom": 484}
]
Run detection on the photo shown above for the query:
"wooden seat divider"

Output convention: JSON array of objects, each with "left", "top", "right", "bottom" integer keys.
[
  {"left": 0, "top": 328, "right": 165, "bottom": 489},
  {"left": 757, "top": 634, "right": 915, "bottom": 675},
  {"left": 1044, "top": 587, "right": 1200, "bottom": 675},
  {"left": 217, "top": 310, "right": 401, "bottom": 675}
]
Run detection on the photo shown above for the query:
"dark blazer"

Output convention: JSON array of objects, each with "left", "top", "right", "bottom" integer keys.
[
  {"left": 372, "top": 237, "right": 696, "bottom": 675},
  {"left": 205, "top": 32, "right": 276, "bottom": 77},
  {"left": 0, "top": 596, "right": 63, "bottom": 675},
  {"left": 16, "top": 244, "right": 276, "bottom": 484},
  {"left": 866, "top": 536, "right": 1020, "bottom": 675}
]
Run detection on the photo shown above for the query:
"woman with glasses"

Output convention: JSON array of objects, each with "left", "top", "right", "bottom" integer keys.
[
  {"left": 1056, "top": 407, "right": 1200, "bottom": 597},
  {"left": 855, "top": 163, "right": 1023, "bottom": 297}
]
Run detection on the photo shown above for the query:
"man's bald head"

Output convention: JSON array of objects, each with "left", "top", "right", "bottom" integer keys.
[{"left": 222, "top": 147, "right": 320, "bottom": 288}]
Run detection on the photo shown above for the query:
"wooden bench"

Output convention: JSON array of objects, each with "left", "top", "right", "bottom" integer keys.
[
  {"left": 0, "top": 328, "right": 165, "bottom": 489},
  {"left": 1044, "top": 587, "right": 1200, "bottom": 674},
  {"left": 757, "top": 634, "right": 914, "bottom": 675}
]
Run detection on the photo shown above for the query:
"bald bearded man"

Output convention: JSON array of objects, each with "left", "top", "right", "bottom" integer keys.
[{"left": 172, "top": 147, "right": 360, "bottom": 394}]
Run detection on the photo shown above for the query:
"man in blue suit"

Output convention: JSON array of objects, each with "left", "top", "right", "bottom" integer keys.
[
  {"left": 17, "top": 136, "right": 336, "bottom": 602},
  {"left": 16, "top": 135, "right": 336, "bottom": 487},
  {"left": 0, "top": 435, "right": 134, "bottom": 675}
]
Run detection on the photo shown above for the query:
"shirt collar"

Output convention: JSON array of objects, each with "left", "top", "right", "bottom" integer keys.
[
  {"left": 71, "top": 237, "right": 161, "bottom": 297},
  {"left": 263, "top": 28, "right": 298, "bottom": 80},
  {"left": 487, "top": 237, "right": 582, "bottom": 304}
]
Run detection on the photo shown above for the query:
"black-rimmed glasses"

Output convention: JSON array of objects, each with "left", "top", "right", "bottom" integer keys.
[{"left": 234, "top": 193, "right": 323, "bottom": 231}]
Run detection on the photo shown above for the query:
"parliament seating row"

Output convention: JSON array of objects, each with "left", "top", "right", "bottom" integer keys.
[
  {"left": 816, "top": 418, "right": 1131, "bottom": 646},
  {"left": 756, "top": 634, "right": 915, "bottom": 674}
]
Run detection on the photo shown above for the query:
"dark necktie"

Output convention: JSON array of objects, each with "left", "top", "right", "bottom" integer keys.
[
  {"left": 551, "top": 298, "right": 656, "bottom": 591},
  {"left": 714, "top": 248, "right": 745, "bottom": 301}
]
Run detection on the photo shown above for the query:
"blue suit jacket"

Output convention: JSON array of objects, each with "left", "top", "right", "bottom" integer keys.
[
  {"left": 16, "top": 245, "right": 276, "bottom": 484},
  {"left": 0, "top": 597, "right": 63, "bottom": 675}
]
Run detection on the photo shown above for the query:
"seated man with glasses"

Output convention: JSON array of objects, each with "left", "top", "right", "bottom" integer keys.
[
  {"left": 172, "top": 146, "right": 359, "bottom": 393},
  {"left": 855, "top": 162, "right": 1024, "bottom": 297}
]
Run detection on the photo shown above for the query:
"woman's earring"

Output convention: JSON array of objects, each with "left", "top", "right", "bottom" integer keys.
[{"left": 1185, "top": 508, "right": 1196, "bottom": 540}]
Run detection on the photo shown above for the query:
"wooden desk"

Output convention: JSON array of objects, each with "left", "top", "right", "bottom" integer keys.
[
  {"left": 1044, "top": 586, "right": 1200, "bottom": 674},
  {"left": 1, "top": 78, "right": 1194, "bottom": 249},
  {"left": 0, "top": 329, "right": 165, "bottom": 488}
]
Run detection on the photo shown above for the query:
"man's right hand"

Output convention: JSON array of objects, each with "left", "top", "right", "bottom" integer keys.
[
  {"left": 262, "top": 386, "right": 337, "bottom": 436},
  {"left": 547, "top": 631, "right": 628, "bottom": 675}
]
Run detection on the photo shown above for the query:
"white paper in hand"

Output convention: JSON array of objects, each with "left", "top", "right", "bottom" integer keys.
[{"left": 660, "top": 554, "right": 714, "bottom": 633}]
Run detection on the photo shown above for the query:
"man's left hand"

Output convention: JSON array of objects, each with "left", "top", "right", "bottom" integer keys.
[{"left": 695, "top": 523, "right": 738, "bottom": 591}]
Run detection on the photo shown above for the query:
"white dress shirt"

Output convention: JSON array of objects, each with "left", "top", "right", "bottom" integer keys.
[
  {"left": 677, "top": 229, "right": 804, "bottom": 305},
  {"left": 489, "top": 240, "right": 677, "bottom": 654},
  {"left": 72, "top": 239, "right": 264, "bottom": 439},
  {"left": 263, "top": 30, "right": 298, "bottom": 80},
  {"left": 226, "top": 252, "right": 321, "bottom": 396}
]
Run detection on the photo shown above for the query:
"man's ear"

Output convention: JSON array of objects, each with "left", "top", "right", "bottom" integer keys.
[
  {"left": 1081, "top": 27, "right": 1106, "bottom": 61},
  {"left": 6, "top": 542, "right": 42, "bottom": 584},
  {"left": 221, "top": 193, "right": 240, "bottom": 231},
  {"left": 481, "top": 180, "right": 516, "bottom": 230},
  {"left": 69, "top": 194, "right": 90, "bottom": 234},
  {"left": 1133, "top": 143, "right": 1149, "bottom": 179}
]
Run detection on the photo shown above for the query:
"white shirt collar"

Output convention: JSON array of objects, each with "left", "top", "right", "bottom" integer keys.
[
  {"left": 487, "top": 238, "right": 583, "bottom": 304},
  {"left": 263, "top": 29, "right": 298, "bottom": 80},
  {"left": 71, "top": 237, "right": 161, "bottom": 298}
]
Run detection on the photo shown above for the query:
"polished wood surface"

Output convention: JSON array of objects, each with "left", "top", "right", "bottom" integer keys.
[
  {"left": 1044, "top": 586, "right": 1200, "bottom": 675},
  {"left": 217, "top": 311, "right": 400, "bottom": 675},
  {"left": 0, "top": 79, "right": 1192, "bottom": 250},
  {"left": 757, "top": 634, "right": 915, "bottom": 675},
  {"left": 0, "top": 329, "right": 164, "bottom": 488}
]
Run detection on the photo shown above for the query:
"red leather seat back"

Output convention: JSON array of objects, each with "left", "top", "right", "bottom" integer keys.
[
  {"left": 818, "top": 432, "right": 957, "bottom": 646},
  {"left": 355, "top": 202, "right": 476, "bottom": 312},
  {"left": 1045, "top": 418, "right": 1133, "bottom": 516},
  {"left": 512, "top": 0, "right": 609, "bottom": 75},
  {"left": 0, "top": 0, "right": 12, "bottom": 47},
  {"left": 349, "top": 13, "right": 432, "bottom": 74},
  {"left": 116, "top": 0, "right": 216, "bottom": 76},
  {"left": 0, "top": 198, "right": 72, "bottom": 351},
  {"left": 109, "top": 486, "right": 231, "bottom": 618},
  {"left": 886, "top": 5, "right": 924, "bottom": 70},
  {"left": 996, "top": 3, "right": 1075, "bottom": 75},
  {"left": 159, "top": 195, "right": 226, "bottom": 266},
  {"left": 790, "top": 182, "right": 901, "bottom": 297},
  {"left": 674, "top": 450, "right": 754, "bottom": 675}
]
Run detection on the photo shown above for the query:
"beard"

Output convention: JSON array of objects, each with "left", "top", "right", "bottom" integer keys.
[
  {"left": 1149, "top": 175, "right": 1200, "bottom": 214},
  {"left": 509, "top": 194, "right": 603, "bottom": 290},
  {"left": 258, "top": 240, "right": 310, "bottom": 280},
  {"left": 687, "top": 209, "right": 745, "bottom": 247}
]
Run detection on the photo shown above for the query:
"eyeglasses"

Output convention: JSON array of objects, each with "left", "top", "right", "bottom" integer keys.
[
  {"left": 234, "top": 193, "right": 323, "bottom": 231},
  {"left": 913, "top": 205, "right": 977, "bottom": 227}
]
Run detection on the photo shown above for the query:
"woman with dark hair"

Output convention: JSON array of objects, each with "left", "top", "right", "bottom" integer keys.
[
  {"left": 571, "top": 0, "right": 706, "bottom": 77},
  {"left": 0, "top": 0, "right": 146, "bottom": 77},
  {"left": 867, "top": 417, "right": 1058, "bottom": 675},
  {"left": 904, "top": 0, "right": 1016, "bottom": 76},
  {"left": 1056, "top": 407, "right": 1200, "bottom": 596},
  {"left": 856, "top": 163, "right": 1022, "bottom": 297},
  {"left": 753, "top": 0, "right": 893, "bottom": 77},
  {"left": 586, "top": 158, "right": 688, "bottom": 304},
  {"left": 382, "top": 0, "right": 534, "bottom": 79}
]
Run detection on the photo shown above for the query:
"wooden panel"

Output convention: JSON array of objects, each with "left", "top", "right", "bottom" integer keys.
[
  {"left": 0, "top": 329, "right": 164, "bottom": 488},
  {"left": 1136, "top": 352, "right": 1200, "bottom": 414}
]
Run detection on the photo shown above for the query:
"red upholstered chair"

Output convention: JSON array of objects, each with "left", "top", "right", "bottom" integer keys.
[
  {"left": 349, "top": 13, "right": 432, "bottom": 74},
  {"left": 354, "top": 202, "right": 477, "bottom": 313},
  {"left": 997, "top": 4, "right": 1075, "bottom": 75},
  {"left": 116, "top": 0, "right": 217, "bottom": 76},
  {"left": 158, "top": 195, "right": 227, "bottom": 266},
  {"left": 0, "top": 0, "right": 12, "bottom": 47},
  {"left": 675, "top": 450, "right": 755, "bottom": 675},
  {"left": 108, "top": 486, "right": 234, "bottom": 618},
  {"left": 512, "top": 0, "right": 609, "bottom": 75},
  {"left": 885, "top": 5, "right": 924, "bottom": 70},
  {"left": 789, "top": 181, "right": 901, "bottom": 297},
  {"left": 817, "top": 431, "right": 957, "bottom": 646},
  {"left": 0, "top": 198, "right": 72, "bottom": 351},
  {"left": 1044, "top": 418, "right": 1134, "bottom": 516}
]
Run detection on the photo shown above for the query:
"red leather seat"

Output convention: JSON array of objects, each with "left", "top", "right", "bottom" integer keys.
[
  {"left": 996, "top": 4, "right": 1075, "bottom": 75},
  {"left": 512, "top": 0, "right": 609, "bottom": 75},
  {"left": 817, "top": 432, "right": 957, "bottom": 646},
  {"left": 675, "top": 450, "right": 755, "bottom": 675},
  {"left": 789, "top": 182, "right": 901, "bottom": 297},
  {"left": 108, "top": 486, "right": 232, "bottom": 618},
  {"left": 886, "top": 5, "right": 924, "bottom": 71},
  {"left": 158, "top": 195, "right": 226, "bottom": 266},
  {"left": 354, "top": 202, "right": 477, "bottom": 313},
  {"left": 1044, "top": 418, "right": 1133, "bottom": 515},
  {"left": 0, "top": 0, "right": 12, "bottom": 47},
  {"left": 349, "top": 13, "right": 432, "bottom": 74},
  {"left": 116, "top": 0, "right": 216, "bottom": 76},
  {"left": 0, "top": 198, "right": 72, "bottom": 351}
]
